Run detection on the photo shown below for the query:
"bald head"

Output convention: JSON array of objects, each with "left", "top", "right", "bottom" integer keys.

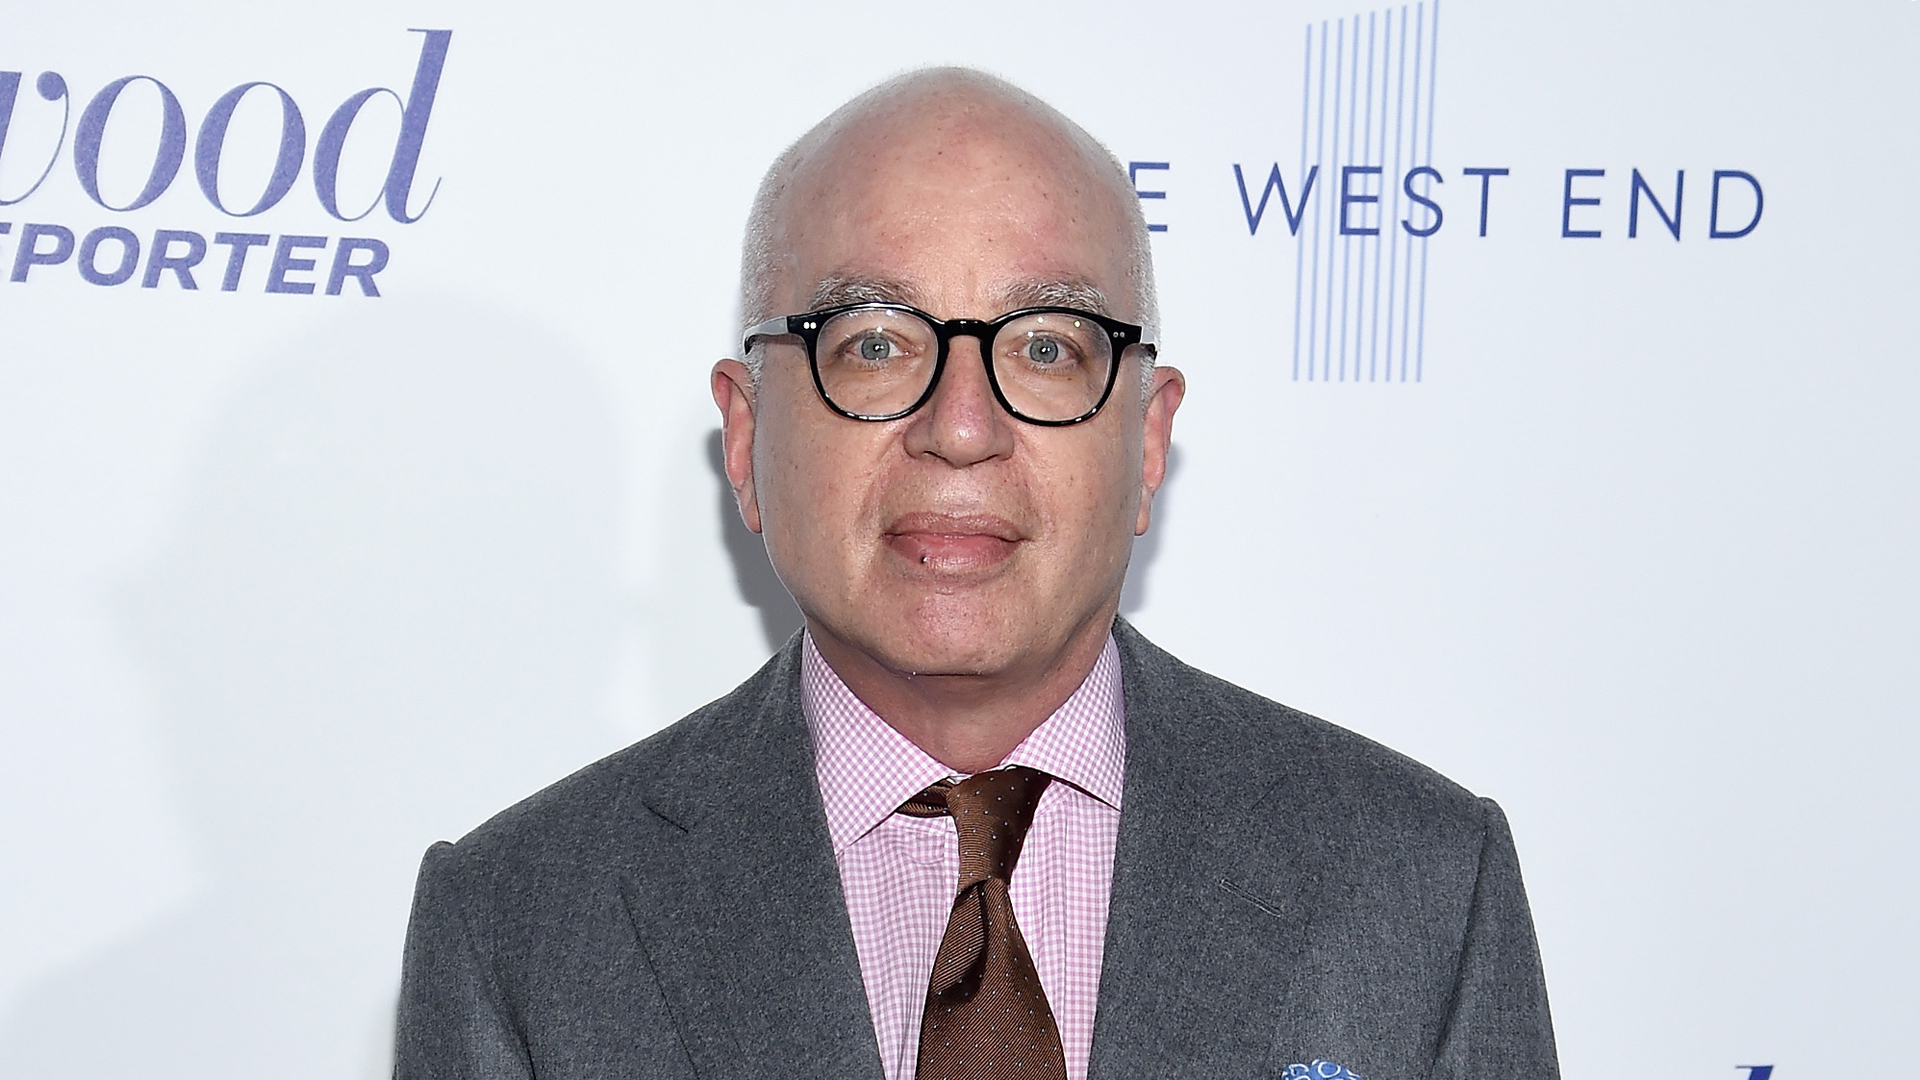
[{"left": 739, "top": 68, "right": 1158, "bottom": 351}]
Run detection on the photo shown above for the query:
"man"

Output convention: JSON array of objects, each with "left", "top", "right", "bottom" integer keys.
[{"left": 396, "top": 68, "right": 1557, "bottom": 1080}]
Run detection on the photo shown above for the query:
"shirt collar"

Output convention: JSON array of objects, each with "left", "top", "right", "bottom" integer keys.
[{"left": 801, "top": 631, "right": 1127, "bottom": 857}]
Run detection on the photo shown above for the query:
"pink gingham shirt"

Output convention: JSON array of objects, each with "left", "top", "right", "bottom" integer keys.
[{"left": 800, "top": 632, "right": 1126, "bottom": 1080}]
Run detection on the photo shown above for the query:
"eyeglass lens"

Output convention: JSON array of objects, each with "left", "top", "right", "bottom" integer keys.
[{"left": 813, "top": 307, "right": 1115, "bottom": 421}]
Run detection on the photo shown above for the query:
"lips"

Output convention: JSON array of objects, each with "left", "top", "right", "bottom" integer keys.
[{"left": 882, "top": 512, "right": 1025, "bottom": 573}]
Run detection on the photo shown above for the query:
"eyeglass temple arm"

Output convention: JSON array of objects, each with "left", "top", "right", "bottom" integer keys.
[{"left": 741, "top": 315, "right": 796, "bottom": 351}]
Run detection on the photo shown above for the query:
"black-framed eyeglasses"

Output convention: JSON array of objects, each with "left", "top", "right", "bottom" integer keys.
[{"left": 742, "top": 302, "right": 1156, "bottom": 426}]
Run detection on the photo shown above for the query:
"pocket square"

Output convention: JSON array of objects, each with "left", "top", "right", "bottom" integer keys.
[{"left": 1282, "top": 1061, "right": 1364, "bottom": 1080}]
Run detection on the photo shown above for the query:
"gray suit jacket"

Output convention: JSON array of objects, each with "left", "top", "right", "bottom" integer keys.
[{"left": 396, "top": 621, "right": 1558, "bottom": 1080}]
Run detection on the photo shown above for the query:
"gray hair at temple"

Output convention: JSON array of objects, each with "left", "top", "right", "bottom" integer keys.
[{"left": 737, "top": 67, "right": 1160, "bottom": 394}]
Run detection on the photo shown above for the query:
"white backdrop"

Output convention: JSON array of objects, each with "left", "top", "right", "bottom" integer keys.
[{"left": 2, "top": 1, "right": 1914, "bottom": 1078}]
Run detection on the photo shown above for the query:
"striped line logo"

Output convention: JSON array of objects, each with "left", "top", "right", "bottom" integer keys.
[{"left": 1292, "top": 2, "right": 1441, "bottom": 383}]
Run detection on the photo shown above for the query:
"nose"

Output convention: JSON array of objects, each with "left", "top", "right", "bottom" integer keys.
[{"left": 900, "top": 334, "right": 1016, "bottom": 467}]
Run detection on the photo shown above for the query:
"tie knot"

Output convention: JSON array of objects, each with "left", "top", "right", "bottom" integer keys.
[{"left": 901, "top": 766, "right": 1052, "bottom": 888}]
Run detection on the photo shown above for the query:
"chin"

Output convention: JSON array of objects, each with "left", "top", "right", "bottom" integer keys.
[
  {"left": 884, "top": 640, "right": 1015, "bottom": 679},
  {"left": 863, "top": 596, "right": 1053, "bottom": 678}
]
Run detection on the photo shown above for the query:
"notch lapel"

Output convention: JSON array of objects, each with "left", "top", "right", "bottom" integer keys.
[
  {"left": 616, "top": 643, "right": 884, "bottom": 1080},
  {"left": 1087, "top": 624, "right": 1323, "bottom": 1080}
]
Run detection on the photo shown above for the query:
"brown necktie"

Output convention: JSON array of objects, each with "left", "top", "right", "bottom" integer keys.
[{"left": 898, "top": 766, "right": 1066, "bottom": 1080}]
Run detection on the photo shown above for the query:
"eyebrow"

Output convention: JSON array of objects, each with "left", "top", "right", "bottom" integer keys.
[
  {"left": 997, "top": 278, "right": 1111, "bottom": 316},
  {"left": 807, "top": 274, "right": 1113, "bottom": 318},
  {"left": 810, "top": 274, "right": 928, "bottom": 310}
]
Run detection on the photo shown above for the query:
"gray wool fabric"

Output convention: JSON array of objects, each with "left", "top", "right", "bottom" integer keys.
[{"left": 395, "top": 620, "right": 1559, "bottom": 1080}]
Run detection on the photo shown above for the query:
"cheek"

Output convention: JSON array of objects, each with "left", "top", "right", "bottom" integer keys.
[
  {"left": 755, "top": 395, "right": 889, "bottom": 549},
  {"left": 1032, "top": 432, "right": 1142, "bottom": 552}
]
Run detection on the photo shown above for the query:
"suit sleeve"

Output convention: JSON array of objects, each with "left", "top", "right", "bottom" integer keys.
[
  {"left": 1429, "top": 799, "right": 1560, "bottom": 1080},
  {"left": 395, "top": 842, "right": 535, "bottom": 1080}
]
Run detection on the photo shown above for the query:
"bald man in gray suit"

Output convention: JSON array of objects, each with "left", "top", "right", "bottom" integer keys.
[{"left": 396, "top": 68, "right": 1557, "bottom": 1080}]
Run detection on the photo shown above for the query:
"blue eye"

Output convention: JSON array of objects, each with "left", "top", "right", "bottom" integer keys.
[
  {"left": 858, "top": 333, "right": 893, "bottom": 362},
  {"left": 1026, "top": 337, "right": 1062, "bottom": 365}
]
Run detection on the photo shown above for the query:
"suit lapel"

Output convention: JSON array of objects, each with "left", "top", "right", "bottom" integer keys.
[
  {"left": 1087, "top": 623, "right": 1324, "bottom": 1080},
  {"left": 616, "top": 642, "right": 884, "bottom": 1080}
]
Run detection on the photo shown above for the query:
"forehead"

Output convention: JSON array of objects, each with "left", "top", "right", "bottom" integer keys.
[{"left": 779, "top": 97, "right": 1135, "bottom": 317}]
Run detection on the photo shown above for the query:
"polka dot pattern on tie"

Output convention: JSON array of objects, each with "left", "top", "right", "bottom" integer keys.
[{"left": 899, "top": 766, "right": 1065, "bottom": 1080}]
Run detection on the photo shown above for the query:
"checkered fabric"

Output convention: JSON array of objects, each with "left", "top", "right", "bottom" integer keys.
[{"left": 802, "top": 633, "right": 1125, "bottom": 1080}]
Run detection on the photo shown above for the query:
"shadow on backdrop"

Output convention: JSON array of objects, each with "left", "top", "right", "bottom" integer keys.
[
  {"left": 2, "top": 303, "right": 623, "bottom": 1080},
  {"left": 1121, "top": 444, "right": 1180, "bottom": 617},
  {"left": 706, "top": 430, "right": 804, "bottom": 650},
  {"left": 704, "top": 431, "right": 1182, "bottom": 656}
]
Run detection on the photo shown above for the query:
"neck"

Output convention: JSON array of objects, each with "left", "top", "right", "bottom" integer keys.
[{"left": 807, "top": 608, "right": 1117, "bottom": 773}]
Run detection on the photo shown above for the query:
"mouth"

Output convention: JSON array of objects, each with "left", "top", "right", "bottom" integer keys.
[{"left": 882, "top": 512, "right": 1026, "bottom": 574}]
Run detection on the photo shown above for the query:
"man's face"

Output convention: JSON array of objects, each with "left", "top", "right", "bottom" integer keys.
[{"left": 717, "top": 102, "right": 1180, "bottom": 682}]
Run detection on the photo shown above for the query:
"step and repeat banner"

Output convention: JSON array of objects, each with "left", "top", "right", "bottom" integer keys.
[{"left": 2, "top": 1, "right": 1913, "bottom": 1078}]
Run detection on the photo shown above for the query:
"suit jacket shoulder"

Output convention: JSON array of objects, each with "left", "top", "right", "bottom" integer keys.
[
  {"left": 396, "top": 638, "right": 885, "bottom": 1080},
  {"left": 447, "top": 637, "right": 796, "bottom": 865},
  {"left": 1094, "top": 620, "right": 1558, "bottom": 1080},
  {"left": 1116, "top": 617, "right": 1489, "bottom": 847}
]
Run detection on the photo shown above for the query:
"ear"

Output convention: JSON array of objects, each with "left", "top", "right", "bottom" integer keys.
[
  {"left": 711, "top": 358, "right": 763, "bottom": 534},
  {"left": 1135, "top": 365, "right": 1185, "bottom": 536}
]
